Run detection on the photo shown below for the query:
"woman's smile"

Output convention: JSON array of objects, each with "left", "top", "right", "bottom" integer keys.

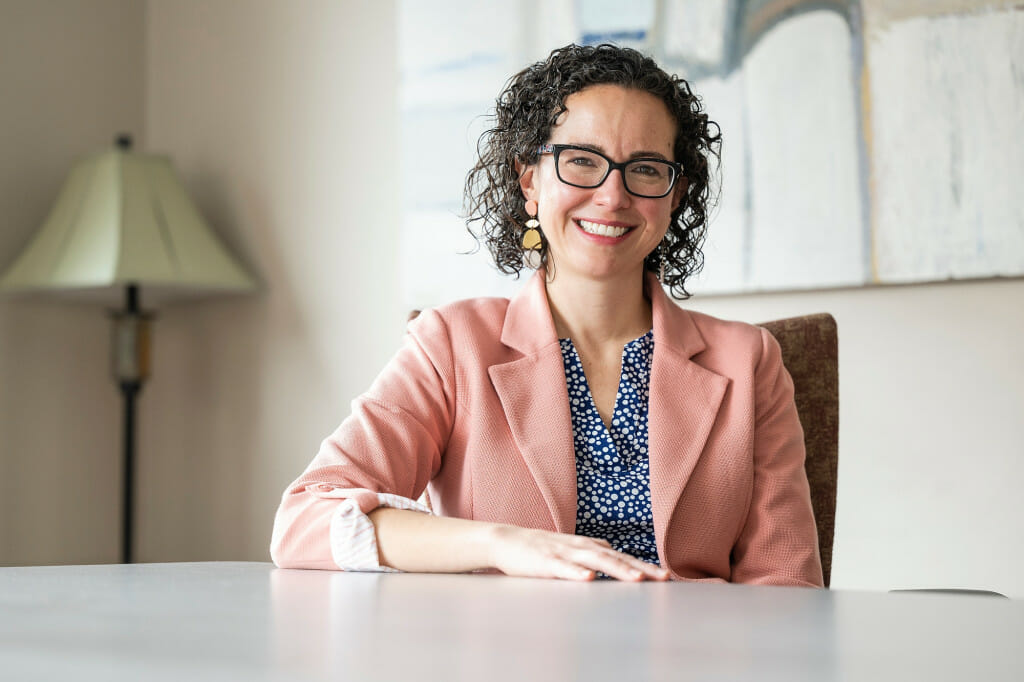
[{"left": 574, "top": 218, "right": 635, "bottom": 239}]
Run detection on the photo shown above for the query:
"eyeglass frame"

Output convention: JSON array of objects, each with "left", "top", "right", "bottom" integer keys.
[{"left": 536, "top": 143, "right": 684, "bottom": 199}]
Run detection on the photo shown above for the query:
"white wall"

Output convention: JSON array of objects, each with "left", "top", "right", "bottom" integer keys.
[
  {"left": 2, "top": 0, "right": 1022, "bottom": 598},
  {"left": 140, "top": 0, "right": 403, "bottom": 561},
  {"left": 0, "top": 0, "right": 144, "bottom": 565}
]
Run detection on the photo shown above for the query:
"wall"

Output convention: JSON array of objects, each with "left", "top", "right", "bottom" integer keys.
[
  {"left": 140, "top": 0, "right": 402, "bottom": 561},
  {"left": 3, "top": 0, "right": 1021, "bottom": 597},
  {"left": 0, "top": 0, "right": 144, "bottom": 565}
]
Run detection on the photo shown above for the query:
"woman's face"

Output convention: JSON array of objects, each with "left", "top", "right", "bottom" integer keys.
[{"left": 519, "top": 84, "right": 684, "bottom": 286}]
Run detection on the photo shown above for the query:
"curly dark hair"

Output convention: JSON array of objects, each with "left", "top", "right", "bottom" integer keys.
[{"left": 463, "top": 43, "right": 722, "bottom": 299}]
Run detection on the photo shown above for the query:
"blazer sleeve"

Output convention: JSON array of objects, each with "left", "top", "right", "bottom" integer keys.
[
  {"left": 270, "top": 309, "right": 456, "bottom": 569},
  {"left": 730, "top": 327, "right": 824, "bottom": 587}
]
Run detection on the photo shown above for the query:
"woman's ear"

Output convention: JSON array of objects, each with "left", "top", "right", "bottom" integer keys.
[
  {"left": 671, "top": 177, "right": 689, "bottom": 212},
  {"left": 517, "top": 160, "right": 537, "bottom": 201}
]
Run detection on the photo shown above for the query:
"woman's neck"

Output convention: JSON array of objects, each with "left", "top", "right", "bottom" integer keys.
[{"left": 545, "top": 268, "right": 652, "bottom": 347}]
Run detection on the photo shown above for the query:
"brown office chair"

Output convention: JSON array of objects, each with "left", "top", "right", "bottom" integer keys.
[{"left": 758, "top": 313, "right": 839, "bottom": 587}]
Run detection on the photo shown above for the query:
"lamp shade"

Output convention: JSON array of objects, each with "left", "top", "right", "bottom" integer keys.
[{"left": 0, "top": 142, "right": 255, "bottom": 296}]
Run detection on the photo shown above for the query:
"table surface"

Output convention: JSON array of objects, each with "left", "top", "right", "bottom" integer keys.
[{"left": 1, "top": 562, "right": 1021, "bottom": 681}]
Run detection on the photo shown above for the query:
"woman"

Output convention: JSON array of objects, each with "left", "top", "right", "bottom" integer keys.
[{"left": 271, "top": 44, "right": 823, "bottom": 586}]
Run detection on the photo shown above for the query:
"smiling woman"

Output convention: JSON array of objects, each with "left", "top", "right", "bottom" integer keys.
[
  {"left": 271, "top": 44, "right": 823, "bottom": 587},
  {"left": 465, "top": 44, "right": 721, "bottom": 302}
]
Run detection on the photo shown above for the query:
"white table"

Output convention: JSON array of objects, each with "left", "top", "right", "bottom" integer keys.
[{"left": 1, "top": 562, "right": 1020, "bottom": 681}]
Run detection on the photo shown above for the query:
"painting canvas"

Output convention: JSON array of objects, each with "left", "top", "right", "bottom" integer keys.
[{"left": 398, "top": 0, "right": 1024, "bottom": 308}]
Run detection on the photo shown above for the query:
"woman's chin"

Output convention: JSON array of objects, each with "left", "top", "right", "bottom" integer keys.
[{"left": 550, "top": 259, "right": 648, "bottom": 286}]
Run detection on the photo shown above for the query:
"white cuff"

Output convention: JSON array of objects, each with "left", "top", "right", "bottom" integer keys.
[{"left": 317, "top": 488, "right": 432, "bottom": 571}]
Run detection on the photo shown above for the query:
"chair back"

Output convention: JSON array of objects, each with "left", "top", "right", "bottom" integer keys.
[{"left": 758, "top": 313, "right": 839, "bottom": 587}]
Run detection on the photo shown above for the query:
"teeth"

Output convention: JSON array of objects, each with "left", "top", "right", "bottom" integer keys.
[{"left": 578, "top": 219, "right": 629, "bottom": 237}]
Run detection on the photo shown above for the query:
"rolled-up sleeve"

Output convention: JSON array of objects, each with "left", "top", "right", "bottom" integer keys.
[{"left": 308, "top": 486, "right": 432, "bottom": 571}]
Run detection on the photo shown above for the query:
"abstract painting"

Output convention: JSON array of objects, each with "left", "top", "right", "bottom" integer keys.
[{"left": 398, "top": 0, "right": 1023, "bottom": 306}]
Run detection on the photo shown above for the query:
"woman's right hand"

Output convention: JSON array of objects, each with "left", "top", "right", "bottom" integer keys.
[
  {"left": 486, "top": 524, "right": 670, "bottom": 582},
  {"left": 369, "top": 507, "right": 669, "bottom": 581}
]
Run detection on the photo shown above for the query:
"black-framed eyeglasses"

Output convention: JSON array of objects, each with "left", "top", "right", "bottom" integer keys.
[{"left": 537, "top": 143, "right": 683, "bottom": 199}]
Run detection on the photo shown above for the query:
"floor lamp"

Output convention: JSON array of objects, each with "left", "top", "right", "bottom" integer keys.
[{"left": 0, "top": 135, "right": 256, "bottom": 563}]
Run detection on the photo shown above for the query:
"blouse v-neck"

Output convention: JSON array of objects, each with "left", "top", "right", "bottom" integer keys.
[{"left": 558, "top": 330, "right": 659, "bottom": 565}]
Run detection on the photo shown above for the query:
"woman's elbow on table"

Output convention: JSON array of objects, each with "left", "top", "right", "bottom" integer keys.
[{"left": 269, "top": 492, "right": 340, "bottom": 570}]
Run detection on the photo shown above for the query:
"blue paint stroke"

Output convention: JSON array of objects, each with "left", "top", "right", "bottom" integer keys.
[{"left": 581, "top": 30, "right": 647, "bottom": 45}]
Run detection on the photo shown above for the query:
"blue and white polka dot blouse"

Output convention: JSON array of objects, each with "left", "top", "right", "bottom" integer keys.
[{"left": 559, "top": 330, "right": 659, "bottom": 566}]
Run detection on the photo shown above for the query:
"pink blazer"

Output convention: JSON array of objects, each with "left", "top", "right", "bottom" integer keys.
[{"left": 271, "top": 272, "right": 823, "bottom": 587}]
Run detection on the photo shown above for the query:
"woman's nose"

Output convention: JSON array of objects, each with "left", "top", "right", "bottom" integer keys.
[{"left": 593, "top": 168, "right": 632, "bottom": 208}]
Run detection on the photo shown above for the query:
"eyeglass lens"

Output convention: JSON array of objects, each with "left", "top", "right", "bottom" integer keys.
[{"left": 555, "top": 147, "right": 675, "bottom": 198}]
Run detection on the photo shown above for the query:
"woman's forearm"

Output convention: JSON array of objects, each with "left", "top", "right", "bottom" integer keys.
[
  {"left": 368, "top": 507, "right": 498, "bottom": 573},
  {"left": 367, "top": 507, "right": 670, "bottom": 581}
]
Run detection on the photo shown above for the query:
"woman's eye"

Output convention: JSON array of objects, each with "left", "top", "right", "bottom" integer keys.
[
  {"left": 630, "top": 163, "right": 665, "bottom": 178},
  {"left": 566, "top": 155, "right": 598, "bottom": 167}
]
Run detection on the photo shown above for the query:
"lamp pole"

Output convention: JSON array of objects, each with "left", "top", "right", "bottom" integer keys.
[{"left": 112, "top": 282, "right": 151, "bottom": 563}]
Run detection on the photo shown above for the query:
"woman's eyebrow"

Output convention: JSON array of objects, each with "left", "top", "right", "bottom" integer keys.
[
  {"left": 565, "top": 142, "right": 671, "bottom": 161},
  {"left": 628, "top": 150, "right": 671, "bottom": 161}
]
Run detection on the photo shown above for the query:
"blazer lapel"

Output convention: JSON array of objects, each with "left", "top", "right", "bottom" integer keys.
[
  {"left": 486, "top": 272, "right": 730, "bottom": 542},
  {"left": 646, "top": 276, "right": 729, "bottom": 557},
  {"left": 488, "top": 271, "right": 578, "bottom": 534}
]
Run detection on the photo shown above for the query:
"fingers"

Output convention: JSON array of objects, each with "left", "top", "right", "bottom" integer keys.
[
  {"left": 540, "top": 535, "right": 670, "bottom": 582},
  {"left": 550, "top": 561, "right": 597, "bottom": 582},
  {"left": 488, "top": 525, "right": 671, "bottom": 582},
  {"left": 564, "top": 541, "right": 670, "bottom": 582}
]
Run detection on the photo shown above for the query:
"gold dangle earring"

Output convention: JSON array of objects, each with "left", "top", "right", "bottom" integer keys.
[{"left": 522, "top": 199, "right": 543, "bottom": 269}]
